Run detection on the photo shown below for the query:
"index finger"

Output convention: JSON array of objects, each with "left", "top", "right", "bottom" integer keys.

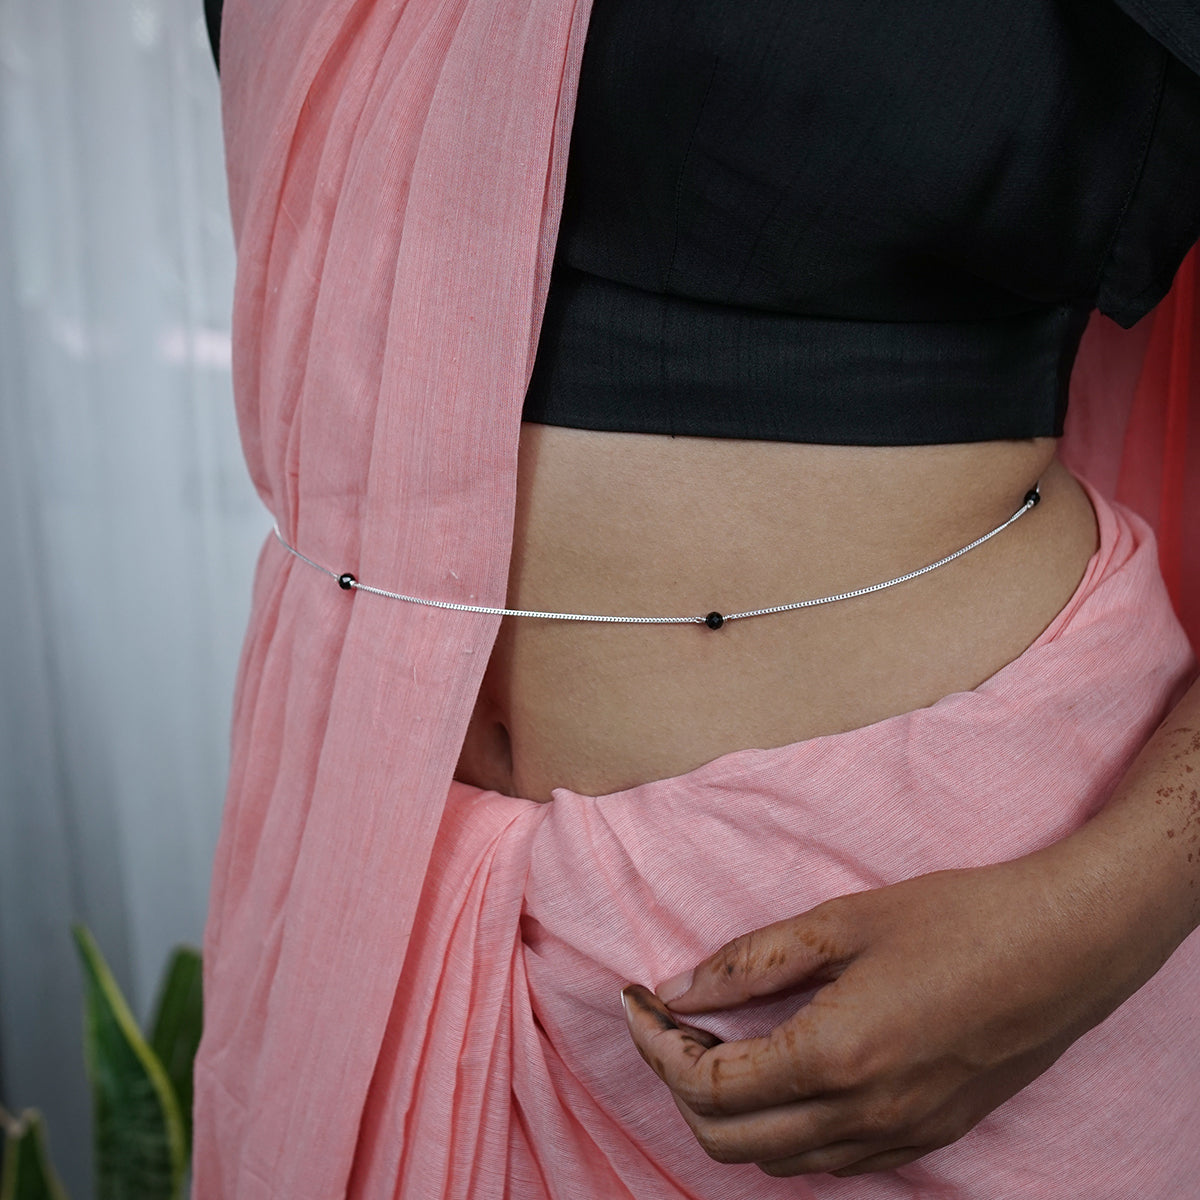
[{"left": 621, "top": 983, "right": 832, "bottom": 1118}]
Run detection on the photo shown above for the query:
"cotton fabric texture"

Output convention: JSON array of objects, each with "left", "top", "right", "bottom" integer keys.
[
  {"left": 344, "top": 485, "right": 1199, "bottom": 1200},
  {"left": 194, "top": 0, "right": 1200, "bottom": 1196}
]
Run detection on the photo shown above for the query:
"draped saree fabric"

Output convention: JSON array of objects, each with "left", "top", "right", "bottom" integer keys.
[
  {"left": 1064, "top": 247, "right": 1200, "bottom": 650},
  {"left": 195, "top": 0, "right": 593, "bottom": 1193},
  {"left": 194, "top": 1, "right": 1200, "bottom": 1196},
  {"left": 343, "top": 486, "right": 1200, "bottom": 1200}
]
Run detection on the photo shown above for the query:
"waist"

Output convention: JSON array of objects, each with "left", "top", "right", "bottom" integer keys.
[{"left": 455, "top": 428, "right": 1099, "bottom": 801}]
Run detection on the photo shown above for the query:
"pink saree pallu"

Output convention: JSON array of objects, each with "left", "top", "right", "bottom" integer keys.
[
  {"left": 343, "top": 484, "right": 1200, "bottom": 1200},
  {"left": 195, "top": 0, "right": 1200, "bottom": 1196}
]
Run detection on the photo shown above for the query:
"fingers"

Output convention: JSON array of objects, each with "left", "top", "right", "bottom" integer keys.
[
  {"left": 758, "top": 1143, "right": 927, "bottom": 1178},
  {"left": 669, "top": 1080, "right": 931, "bottom": 1178},
  {"left": 667, "top": 1092, "right": 856, "bottom": 1169},
  {"left": 656, "top": 905, "right": 854, "bottom": 1014},
  {"left": 621, "top": 984, "right": 832, "bottom": 1116},
  {"left": 829, "top": 1146, "right": 929, "bottom": 1176},
  {"left": 622, "top": 986, "right": 932, "bottom": 1176},
  {"left": 756, "top": 1140, "right": 876, "bottom": 1177}
]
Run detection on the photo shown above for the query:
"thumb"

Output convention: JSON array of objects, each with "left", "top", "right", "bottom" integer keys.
[{"left": 656, "top": 906, "right": 855, "bottom": 1014}]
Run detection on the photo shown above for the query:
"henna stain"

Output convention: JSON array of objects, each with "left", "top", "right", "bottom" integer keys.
[
  {"left": 1168, "top": 830, "right": 1176, "bottom": 839},
  {"left": 624, "top": 985, "right": 680, "bottom": 1035},
  {"left": 796, "top": 928, "right": 840, "bottom": 959},
  {"left": 680, "top": 1025, "right": 722, "bottom": 1058}
]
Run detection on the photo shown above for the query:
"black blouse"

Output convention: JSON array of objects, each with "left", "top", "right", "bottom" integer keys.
[{"left": 206, "top": 1, "right": 1200, "bottom": 444}]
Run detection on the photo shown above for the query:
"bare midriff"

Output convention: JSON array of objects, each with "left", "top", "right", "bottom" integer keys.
[{"left": 453, "top": 426, "right": 1098, "bottom": 803}]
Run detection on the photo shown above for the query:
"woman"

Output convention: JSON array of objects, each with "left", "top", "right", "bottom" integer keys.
[{"left": 195, "top": 0, "right": 1200, "bottom": 1195}]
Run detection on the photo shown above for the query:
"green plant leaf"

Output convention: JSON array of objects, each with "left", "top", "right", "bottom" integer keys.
[
  {"left": 146, "top": 946, "right": 202, "bottom": 1157},
  {"left": 0, "top": 1107, "right": 70, "bottom": 1200},
  {"left": 71, "top": 925, "right": 186, "bottom": 1200}
]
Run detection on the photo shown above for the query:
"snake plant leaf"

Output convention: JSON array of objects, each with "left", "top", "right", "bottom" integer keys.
[
  {"left": 146, "top": 946, "right": 202, "bottom": 1156},
  {"left": 0, "top": 1107, "right": 71, "bottom": 1200},
  {"left": 71, "top": 925, "right": 186, "bottom": 1200}
]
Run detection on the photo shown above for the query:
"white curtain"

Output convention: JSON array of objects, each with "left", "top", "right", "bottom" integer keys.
[{"left": 0, "top": 1, "right": 259, "bottom": 1193}]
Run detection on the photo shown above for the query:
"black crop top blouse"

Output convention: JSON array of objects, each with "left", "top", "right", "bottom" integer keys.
[
  {"left": 522, "top": 0, "right": 1200, "bottom": 443},
  {"left": 206, "top": 0, "right": 1200, "bottom": 445}
]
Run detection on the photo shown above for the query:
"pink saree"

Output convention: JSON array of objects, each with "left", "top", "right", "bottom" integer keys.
[{"left": 193, "top": 1, "right": 1200, "bottom": 1196}]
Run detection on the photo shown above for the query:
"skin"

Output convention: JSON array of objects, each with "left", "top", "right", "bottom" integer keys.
[
  {"left": 620, "top": 691, "right": 1200, "bottom": 1176},
  {"left": 455, "top": 422, "right": 1200, "bottom": 1176},
  {"left": 457, "top": 429, "right": 1097, "bottom": 800}
]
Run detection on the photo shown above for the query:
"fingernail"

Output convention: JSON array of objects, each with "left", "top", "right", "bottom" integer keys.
[
  {"left": 620, "top": 986, "right": 633, "bottom": 1022},
  {"left": 656, "top": 969, "right": 693, "bottom": 1004}
]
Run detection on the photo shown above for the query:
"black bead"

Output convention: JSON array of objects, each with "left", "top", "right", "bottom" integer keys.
[
  {"left": 1024, "top": 486, "right": 1041, "bottom": 508},
  {"left": 337, "top": 572, "right": 357, "bottom": 590},
  {"left": 705, "top": 611, "right": 725, "bottom": 629}
]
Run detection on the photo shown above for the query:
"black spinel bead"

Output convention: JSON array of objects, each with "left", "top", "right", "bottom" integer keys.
[
  {"left": 337, "top": 572, "right": 357, "bottom": 590},
  {"left": 705, "top": 611, "right": 725, "bottom": 630},
  {"left": 1024, "top": 487, "right": 1041, "bottom": 508}
]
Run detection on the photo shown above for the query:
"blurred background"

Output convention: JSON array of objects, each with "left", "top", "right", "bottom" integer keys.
[{"left": 0, "top": 1, "right": 263, "bottom": 1193}]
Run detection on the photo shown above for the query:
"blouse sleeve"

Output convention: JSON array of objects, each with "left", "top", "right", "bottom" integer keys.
[
  {"left": 1111, "top": 0, "right": 1200, "bottom": 76},
  {"left": 1097, "top": 1, "right": 1200, "bottom": 327}
]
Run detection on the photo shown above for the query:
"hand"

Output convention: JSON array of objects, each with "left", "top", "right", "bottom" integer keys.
[{"left": 621, "top": 850, "right": 1152, "bottom": 1178}]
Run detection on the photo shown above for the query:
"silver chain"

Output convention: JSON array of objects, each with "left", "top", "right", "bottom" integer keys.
[{"left": 272, "top": 483, "right": 1040, "bottom": 628}]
